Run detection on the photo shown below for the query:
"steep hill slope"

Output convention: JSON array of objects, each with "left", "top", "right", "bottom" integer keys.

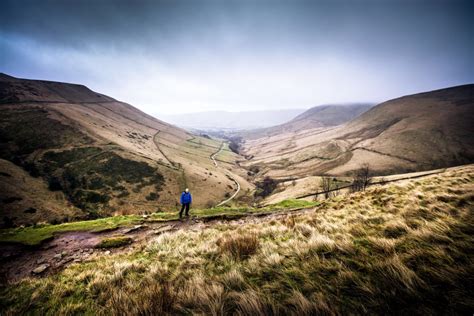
[
  {"left": 241, "top": 103, "right": 373, "bottom": 139},
  {"left": 241, "top": 85, "right": 474, "bottom": 178},
  {"left": 0, "top": 74, "right": 251, "bottom": 227}
]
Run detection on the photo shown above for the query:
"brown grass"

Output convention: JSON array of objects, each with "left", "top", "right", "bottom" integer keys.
[
  {"left": 1, "top": 166, "right": 473, "bottom": 315},
  {"left": 217, "top": 231, "right": 260, "bottom": 260}
]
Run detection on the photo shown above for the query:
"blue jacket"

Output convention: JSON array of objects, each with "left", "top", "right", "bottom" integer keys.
[{"left": 180, "top": 192, "right": 192, "bottom": 204}]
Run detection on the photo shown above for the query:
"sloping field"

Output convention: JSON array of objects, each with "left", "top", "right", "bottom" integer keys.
[
  {"left": 241, "top": 85, "right": 474, "bottom": 178},
  {"left": 241, "top": 103, "right": 373, "bottom": 140},
  {"left": 1, "top": 165, "right": 472, "bottom": 314}
]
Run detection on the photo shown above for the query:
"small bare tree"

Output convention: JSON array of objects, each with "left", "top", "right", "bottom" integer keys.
[
  {"left": 320, "top": 177, "right": 333, "bottom": 199},
  {"left": 332, "top": 181, "right": 341, "bottom": 197},
  {"left": 350, "top": 163, "right": 372, "bottom": 192}
]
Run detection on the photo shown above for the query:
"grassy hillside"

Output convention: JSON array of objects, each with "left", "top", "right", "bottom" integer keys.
[
  {"left": 0, "top": 74, "right": 252, "bottom": 227},
  {"left": 241, "top": 103, "right": 373, "bottom": 140},
  {"left": 241, "top": 85, "right": 474, "bottom": 179},
  {"left": 0, "top": 106, "right": 169, "bottom": 224},
  {"left": 1, "top": 165, "right": 472, "bottom": 314}
]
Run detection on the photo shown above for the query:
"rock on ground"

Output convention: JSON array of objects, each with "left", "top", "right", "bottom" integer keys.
[{"left": 32, "top": 264, "right": 50, "bottom": 274}]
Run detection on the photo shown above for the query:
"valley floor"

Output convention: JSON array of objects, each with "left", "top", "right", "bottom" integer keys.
[{"left": 0, "top": 165, "right": 473, "bottom": 315}]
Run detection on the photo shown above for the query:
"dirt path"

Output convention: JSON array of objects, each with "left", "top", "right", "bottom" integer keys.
[
  {"left": 152, "top": 131, "right": 178, "bottom": 168},
  {"left": 217, "top": 175, "right": 241, "bottom": 207},
  {"left": 211, "top": 142, "right": 241, "bottom": 206},
  {"left": 0, "top": 207, "right": 312, "bottom": 284},
  {"left": 0, "top": 232, "right": 99, "bottom": 284},
  {"left": 210, "top": 142, "right": 224, "bottom": 167}
]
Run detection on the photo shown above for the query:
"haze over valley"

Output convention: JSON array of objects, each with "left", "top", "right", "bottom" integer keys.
[{"left": 158, "top": 109, "right": 307, "bottom": 130}]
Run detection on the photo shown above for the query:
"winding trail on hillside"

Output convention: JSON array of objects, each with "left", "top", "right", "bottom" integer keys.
[
  {"left": 152, "top": 131, "right": 180, "bottom": 170},
  {"left": 211, "top": 142, "right": 241, "bottom": 206}
]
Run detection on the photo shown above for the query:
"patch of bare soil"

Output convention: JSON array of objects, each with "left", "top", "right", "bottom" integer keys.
[{"left": 0, "top": 232, "right": 99, "bottom": 284}]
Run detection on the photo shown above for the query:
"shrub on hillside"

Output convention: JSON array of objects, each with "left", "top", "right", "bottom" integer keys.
[
  {"left": 254, "top": 177, "right": 277, "bottom": 198},
  {"left": 146, "top": 192, "right": 159, "bottom": 201},
  {"left": 228, "top": 136, "right": 242, "bottom": 154},
  {"left": 41, "top": 151, "right": 166, "bottom": 215},
  {"left": 247, "top": 165, "right": 260, "bottom": 176},
  {"left": 47, "top": 177, "right": 62, "bottom": 191},
  {"left": 2, "top": 216, "right": 14, "bottom": 228}
]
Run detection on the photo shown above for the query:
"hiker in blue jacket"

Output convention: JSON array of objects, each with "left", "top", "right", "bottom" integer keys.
[{"left": 179, "top": 188, "right": 192, "bottom": 218}]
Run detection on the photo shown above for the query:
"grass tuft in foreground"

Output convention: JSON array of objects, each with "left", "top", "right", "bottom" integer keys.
[
  {"left": 217, "top": 232, "right": 259, "bottom": 260},
  {"left": 96, "top": 236, "right": 133, "bottom": 248}
]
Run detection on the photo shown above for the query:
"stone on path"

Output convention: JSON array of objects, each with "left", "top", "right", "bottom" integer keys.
[
  {"left": 123, "top": 224, "right": 145, "bottom": 234},
  {"left": 153, "top": 225, "right": 173, "bottom": 234},
  {"left": 61, "top": 257, "right": 74, "bottom": 264},
  {"left": 32, "top": 264, "right": 50, "bottom": 274}
]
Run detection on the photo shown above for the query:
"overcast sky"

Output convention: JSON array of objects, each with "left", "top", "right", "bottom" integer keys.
[{"left": 1, "top": 0, "right": 473, "bottom": 114}]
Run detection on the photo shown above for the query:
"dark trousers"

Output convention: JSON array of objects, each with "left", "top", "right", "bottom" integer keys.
[{"left": 179, "top": 203, "right": 190, "bottom": 217}]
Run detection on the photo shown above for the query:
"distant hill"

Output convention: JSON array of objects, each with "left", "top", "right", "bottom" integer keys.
[
  {"left": 0, "top": 74, "right": 251, "bottom": 227},
  {"left": 241, "top": 103, "right": 373, "bottom": 139},
  {"left": 157, "top": 109, "right": 306, "bottom": 130},
  {"left": 240, "top": 85, "right": 474, "bottom": 178}
]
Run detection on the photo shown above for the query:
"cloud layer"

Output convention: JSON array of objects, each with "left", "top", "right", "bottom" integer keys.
[{"left": 1, "top": 0, "right": 473, "bottom": 114}]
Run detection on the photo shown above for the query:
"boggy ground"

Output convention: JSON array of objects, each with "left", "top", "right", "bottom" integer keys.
[{"left": 0, "top": 165, "right": 473, "bottom": 315}]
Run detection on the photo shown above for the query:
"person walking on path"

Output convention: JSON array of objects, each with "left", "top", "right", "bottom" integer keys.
[{"left": 179, "top": 188, "right": 192, "bottom": 218}]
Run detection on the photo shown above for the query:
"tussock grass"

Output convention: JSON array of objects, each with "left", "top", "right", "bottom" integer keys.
[
  {"left": 383, "top": 221, "right": 410, "bottom": 238},
  {"left": 1, "top": 166, "right": 473, "bottom": 315},
  {"left": 217, "top": 232, "right": 260, "bottom": 260}
]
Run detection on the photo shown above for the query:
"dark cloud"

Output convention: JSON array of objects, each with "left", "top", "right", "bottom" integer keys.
[
  {"left": 1, "top": 0, "right": 473, "bottom": 113},
  {"left": 2, "top": 0, "right": 472, "bottom": 54}
]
